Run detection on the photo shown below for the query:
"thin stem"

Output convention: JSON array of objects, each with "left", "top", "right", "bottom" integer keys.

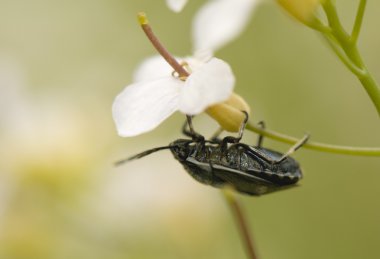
[
  {"left": 306, "top": 16, "right": 331, "bottom": 34},
  {"left": 322, "top": 1, "right": 350, "bottom": 43},
  {"left": 223, "top": 189, "right": 258, "bottom": 259},
  {"left": 246, "top": 122, "right": 380, "bottom": 156},
  {"left": 305, "top": 18, "right": 362, "bottom": 74},
  {"left": 322, "top": 33, "right": 365, "bottom": 77},
  {"left": 137, "top": 12, "right": 189, "bottom": 78},
  {"left": 357, "top": 72, "right": 380, "bottom": 112},
  {"left": 322, "top": 0, "right": 343, "bottom": 31},
  {"left": 319, "top": 0, "right": 380, "bottom": 116},
  {"left": 351, "top": 0, "right": 367, "bottom": 43}
]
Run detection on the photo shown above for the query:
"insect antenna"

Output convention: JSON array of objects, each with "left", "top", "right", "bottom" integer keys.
[{"left": 115, "top": 145, "right": 175, "bottom": 166}]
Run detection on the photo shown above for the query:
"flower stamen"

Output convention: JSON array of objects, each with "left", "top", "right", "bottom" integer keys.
[
  {"left": 171, "top": 61, "right": 190, "bottom": 81},
  {"left": 137, "top": 12, "right": 189, "bottom": 79}
]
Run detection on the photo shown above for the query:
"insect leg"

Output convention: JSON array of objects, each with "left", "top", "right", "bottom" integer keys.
[
  {"left": 221, "top": 111, "right": 249, "bottom": 148},
  {"left": 182, "top": 115, "right": 204, "bottom": 141},
  {"left": 181, "top": 119, "right": 192, "bottom": 137},
  {"left": 210, "top": 127, "right": 224, "bottom": 143},
  {"left": 237, "top": 111, "right": 249, "bottom": 140},
  {"left": 273, "top": 134, "right": 310, "bottom": 164},
  {"left": 256, "top": 121, "right": 265, "bottom": 148}
]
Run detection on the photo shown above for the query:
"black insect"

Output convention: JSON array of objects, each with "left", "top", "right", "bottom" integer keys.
[{"left": 117, "top": 113, "right": 309, "bottom": 196}]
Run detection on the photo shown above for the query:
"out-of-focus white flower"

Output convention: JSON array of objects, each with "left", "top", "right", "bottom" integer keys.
[
  {"left": 166, "top": 0, "right": 188, "bottom": 12},
  {"left": 166, "top": 0, "right": 262, "bottom": 53},
  {"left": 112, "top": 55, "right": 235, "bottom": 137},
  {"left": 193, "top": 0, "right": 261, "bottom": 53}
]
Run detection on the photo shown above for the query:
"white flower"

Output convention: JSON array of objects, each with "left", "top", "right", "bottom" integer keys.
[
  {"left": 166, "top": 0, "right": 262, "bottom": 53},
  {"left": 166, "top": 0, "right": 188, "bottom": 12},
  {"left": 112, "top": 55, "right": 235, "bottom": 137}
]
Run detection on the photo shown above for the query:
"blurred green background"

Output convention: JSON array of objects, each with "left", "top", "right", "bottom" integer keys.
[{"left": 0, "top": 1, "right": 379, "bottom": 258}]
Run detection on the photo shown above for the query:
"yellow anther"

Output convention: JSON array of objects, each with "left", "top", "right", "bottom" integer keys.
[
  {"left": 180, "top": 61, "right": 191, "bottom": 74},
  {"left": 171, "top": 70, "right": 188, "bottom": 81},
  {"left": 137, "top": 12, "right": 149, "bottom": 25},
  {"left": 171, "top": 62, "right": 190, "bottom": 81},
  {"left": 171, "top": 70, "right": 178, "bottom": 78}
]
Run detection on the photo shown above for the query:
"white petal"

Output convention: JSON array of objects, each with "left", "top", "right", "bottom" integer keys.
[
  {"left": 193, "top": 49, "right": 214, "bottom": 63},
  {"left": 179, "top": 58, "right": 235, "bottom": 115},
  {"left": 192, "top": 0, "right": 261, "bottom": 52},
  {"left": 112, "top": 77, "right": 182, "bottom": 137},
  {"left": 166, "top": 0, "right": 188, "bottom": 12},
  {"left": 133, "top": 55, "right": 174, "bottom": 82}
]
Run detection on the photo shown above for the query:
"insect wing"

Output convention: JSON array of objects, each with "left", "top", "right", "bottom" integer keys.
[
  {"left": 210, "top": 164, "right": 283, "bottom": 195},
  {"left": 239, "top": 145, "right": 302, "bottom": 185},
  {"left": 185, "top": 157, "right": 280, "bottom": 195}
]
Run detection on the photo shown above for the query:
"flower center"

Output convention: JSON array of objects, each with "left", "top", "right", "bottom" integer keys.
[{"left": 171, "top": 61, "right": 191, "bottom": 81}]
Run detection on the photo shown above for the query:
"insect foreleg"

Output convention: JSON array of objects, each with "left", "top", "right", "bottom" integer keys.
[{"left": 182, "top": 115, "right": 204, "bottom": 141}]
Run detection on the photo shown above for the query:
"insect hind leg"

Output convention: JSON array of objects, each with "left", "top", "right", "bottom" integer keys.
[
  {"left": 273, "top": 134, "right": 310, "bottom": 164},
  {"left": 256, "top": 121, "right": 265, "bottom": 148}
]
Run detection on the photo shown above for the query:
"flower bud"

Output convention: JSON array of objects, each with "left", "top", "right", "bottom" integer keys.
[
  {"left": 277, "top": 0, "right": 323, "bottom": 23},
  {"left": 206, "top": 93, "right": 251, "bottom": 132}
]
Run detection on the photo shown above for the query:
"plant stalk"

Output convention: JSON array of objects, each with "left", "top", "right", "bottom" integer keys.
[{"left": 223, "top": 189, "right": 258, "bottom": 259}]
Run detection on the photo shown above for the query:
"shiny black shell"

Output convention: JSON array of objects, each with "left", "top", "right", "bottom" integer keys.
[{"left": 170, "top": 139, "right": 302, "bottom": 196}]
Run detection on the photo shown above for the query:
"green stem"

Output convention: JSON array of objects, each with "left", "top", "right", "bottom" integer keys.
[
  {"left": 351, "top": 0, "right": 367, "bottom": 43},
  {"left": 312, "top": 0, "right": 380, "bottom": 116},
  {"left": 358, "top": 72, "right": 380, "bottom": 115},
  {"left": 223, "top": 189, "right": 258, "bottom": 259},
  {"left": 246, "top": 123, "right": 380, "bottom": 156},
  {"left": 322, "top": 33, "right": 365, "bottom": 76}
]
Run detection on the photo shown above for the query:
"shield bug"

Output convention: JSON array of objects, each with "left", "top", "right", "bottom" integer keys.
[{"left": 117, "top": 113, "right": 309, "bottom": 196}]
